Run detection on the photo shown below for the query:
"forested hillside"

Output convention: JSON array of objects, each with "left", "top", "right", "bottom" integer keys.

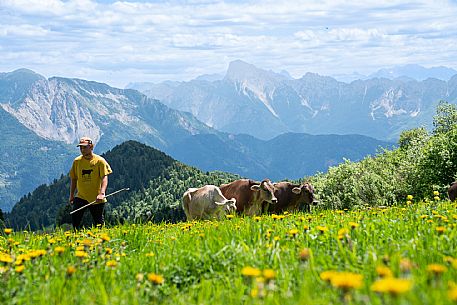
[
  {"left": 312, "top": 101, "right": 457, "bottom": 209},
  {"left": 6, "top": 141, "right": 238, "bottom": 230}
]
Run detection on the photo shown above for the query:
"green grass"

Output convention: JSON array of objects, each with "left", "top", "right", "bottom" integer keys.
[{"left": 1, "top": 199, "right": 457, "bottom": 305}]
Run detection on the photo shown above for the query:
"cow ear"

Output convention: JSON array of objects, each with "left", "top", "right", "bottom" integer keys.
[
  {"left": 250, "top": 185, "right": 261, "bottom": 191},
  {"left": 292, "top": 187, "right": 302, "bottom": 194}
]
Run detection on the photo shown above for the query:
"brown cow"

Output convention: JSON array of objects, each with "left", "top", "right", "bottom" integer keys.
[
  {"left": 449, "top": 181, "right": 457, "bottom": 202},
  {"left": 220, "top": 179, "right": 277, "bottom": 216},
  {"left": 265, "top": 182, "right": 318, "bottom": 214}
]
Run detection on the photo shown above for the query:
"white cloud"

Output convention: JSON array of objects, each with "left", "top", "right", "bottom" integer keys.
[{"left": 0, "top": 0, "right": 456, "bottom": 87}]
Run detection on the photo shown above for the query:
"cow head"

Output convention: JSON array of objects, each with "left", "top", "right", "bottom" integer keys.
[
  {"left": 251, "top": 179, "right": 277, "bottom": 204},
  {"left": 292, "top": 182, "right": 318, "bottom": 206},
  {"left": 215, "top": 198, "right": 237, "bottom": 213}
]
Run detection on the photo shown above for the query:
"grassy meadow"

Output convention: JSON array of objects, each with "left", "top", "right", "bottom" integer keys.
[{"left": 1, "top": 193, "right": 457, "bottom": 305}]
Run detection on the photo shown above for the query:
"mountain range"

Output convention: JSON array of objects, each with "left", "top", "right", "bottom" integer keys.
[
  {"left": 127, "top": 60, "right": 457, "bottom": 141},
  {"left": 0, "top": 68, "right": 391, "bottom": 212}
]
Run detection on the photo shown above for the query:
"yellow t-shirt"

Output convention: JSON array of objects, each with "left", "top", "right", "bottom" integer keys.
[{"left": 69, "top": 154, "right": 113, "bottom": 204}]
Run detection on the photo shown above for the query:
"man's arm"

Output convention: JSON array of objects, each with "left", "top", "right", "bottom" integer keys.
[
  {"left": 96, "top": 175, "right": 108, "bottom": 202},
  {"left": 69, "top": 178, "right": 77, "bottom": 204}
]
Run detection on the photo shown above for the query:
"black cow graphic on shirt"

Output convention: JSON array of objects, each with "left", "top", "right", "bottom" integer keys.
[{"left": 81, "top": 169, "right": 94, "bottom": 182}]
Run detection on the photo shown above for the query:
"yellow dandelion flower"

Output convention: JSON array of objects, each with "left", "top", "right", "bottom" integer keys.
[
  {"left": 288, "top": 229, "right": 299, "bottom": 237},
  {"left": 147, "top": 273, "right": 164, "bottom": 285},
  {"left": 303, "top": 225, "right": 310, "bottom": 231},
  {"left": 80, "top": 239, "right": 92, "bottom": 247},
  {"left": 371, "top": 278, "right": 412, "bottom": 295},
  {"left": 225, "top": 214, "right": 234, "bottom": 219},
  {"left": 433, "top": 190, "right": 440, "bottom": 196},
  {"left": 407, "top": 195, "right": 413, "bottom": 200},
  {"left": 4, "top": 228, "right": 12, "bottom": 235},
  {"left": 349, "top": 222, "right": 359, "bottom": 229},
  {"left": 449, "top": 286, "right": 457, "bottom": 301},
  {"left": 406, "top": 200, "right": 412, "bottom": 205},
  {"left": 48, "top": 238, "right": 56, "bottom": 244},
  {"left": 330, "top": 272, "right": 363, "bottom": 290},
  {"left": 316, "top": 226, "right": 329, "bottom": 233},
  {"left": 106, "top": 260, "right": 117, "bottom": 268},
  {"left": 105, "top": 248, "right": 113, "bottom": 255},
  {"left": 253, "top": 216, "right": 261, "bottom": 221},
  {"left": 434, "top": 196, "right": 440, "bottom": 201},
  {"left": 66, "top": 266, "right": 76, "bottom": 276},
  {"left": 427, "top": 264, "right": 447, "bottom": 274},
  {"left": 54, "top": 247, "right": 65, "bottom": 254},
  {"left": 262, "top": 269, "right": 276, "bottom": 280},
  {"left": 436, "top": 226, "right": 446, "bottom": 234},
  {"left": 100, "top": 234, "right": 111, "bottom": 242},
  {"left": 15, "top": 265, "right": 25, "bottom": 273},
  {"left": 420, "top": 215, "right": 428, "bottom": 219},
  {"left": 75, "top": 250, "right": 88, "bottom": 258},
  {"left": 241, "top": 266, "right": 261, "bottom": 277},
  {"left": 376, "top": 266, "right": 393, "bottom": 278},
  {"left": 0, "top": 253, "right": 13, "bottom": 264},
  {"left": 338, "top": 228, "right": 349, "bottom": 236},
  {"left": 320, "top": 270, "right": 337, "bottom": 283}
]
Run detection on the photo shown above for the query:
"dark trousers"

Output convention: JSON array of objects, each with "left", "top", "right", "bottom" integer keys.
[{"left": 71, "top": 197, "right": 105, "bottom": 229}]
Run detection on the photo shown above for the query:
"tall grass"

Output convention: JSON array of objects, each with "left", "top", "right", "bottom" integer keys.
[{"left": 1, "top": 197, "right": 456, "bottom": 304}]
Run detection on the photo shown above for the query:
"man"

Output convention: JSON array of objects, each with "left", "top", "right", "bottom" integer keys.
[{"left": 69, "top": 137, "right": 112, "bottom": 229}]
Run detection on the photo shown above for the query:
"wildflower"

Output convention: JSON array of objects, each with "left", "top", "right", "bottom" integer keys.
[
  {"left": 434, "top": 196, "right": 440, "bottom": 201},
  {"left": 48, "top": 238, "right": 56, "bottom": 244},
  {"left": 106, "top": 260, "right": 117, "bottom": 268},
  {"left": 349, "top": 222, "right": 359, "bottom": 229},
  {"left": 433, "top": 190, "right": 440, "bottom": 196},
  {"left": 299, "top": 248, "right": 311, "bottom": 261},
  {"left": 241, "top": 266, "right": 261, "bottom": 277},
  {"left": 253, "top": 216, "right": 261, "bottom": 221},
  {"left": 449, "top": 286, "right": 457, "bottom": 301},
  {"left": 427, "top": 264, "right": 447, "bottom": 275},
  {"left": 316, "top": 226, "right": 329, "bottom": 233},
  {"left": 136, "top": 273, "right": 144, "bottom": 282},
  {"left": 420, "top": 215, "right": 428, "bottom": 219},
  {"left": 320, "top": 270, "right": 337, "bottom": 283},
  {"left": 407, "top": 195, "right": 413, "bottom": 200},
  {"left": 66, "top": 266, "right": 76, "bottom": 276},
  {"left": 303, "top": 225, "right": 310, "bottom": 231},
  {"left": 406, "top": 200, "right": 412, "bottom": 205},
  {"left": 338, "top": 228, "right": 349, "bottom": 237},
  {"left": 4, "top": 229, "right": 12, "bottom": 235},
  {"left": 330, "top": 272, "right": 363, "bottom": 290},
  {"left": 371, "top": 278, "right": 412, "bottom": 295},
  {"left": 15, "top": 265, "right": 25, "bottom": 273},
  {"left": 288, "top": 229, "right": 299, "bottom": 237},
  {"left": 100, "top": 234, "right": 110, "bottom": 242},
  {"left": 225, "top": 214, "right": 234, "bottom": 219},
  {"left": 105, "top": 248, "right": 113, "bottom": 255},
  {"left": 376, "top": 266, "right": 393, "bottom": 278},
  {"left": 0, "top": 253, "right": 13, "bottom": 264},
  {"left": 75, "top": 250, "right": 88, "bottom": 258},
  {"left": 54, "top": 247, "right": 65, "bottom": 255},
  {"left": 147, "top": 273, "right": 164, "bottom": 285},
  {"left": 145, "top": 252, "right": 155, "bottom": 257},
  {"left": 436, "top": 226, "right": 446, "bottom": 234},
  {"left": 262, "top": 269, "right": 276, "bottom": 281}
]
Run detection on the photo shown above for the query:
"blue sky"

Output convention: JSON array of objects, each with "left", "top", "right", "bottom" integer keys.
[{"left": 1, "top": 0, "right": 457, "bottom": 88}]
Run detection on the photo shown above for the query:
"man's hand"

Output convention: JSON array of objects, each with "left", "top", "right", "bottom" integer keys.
[
  {"left": 96, "top": 193, "right": 105, "bottom": 203},
  {"left": 69, "top": 194, "right": 74, "bottom": 205}
]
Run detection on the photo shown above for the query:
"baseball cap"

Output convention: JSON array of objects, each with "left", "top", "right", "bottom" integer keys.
[{"left": 76, "top": 137, "right": 93, "bottom": 147}]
